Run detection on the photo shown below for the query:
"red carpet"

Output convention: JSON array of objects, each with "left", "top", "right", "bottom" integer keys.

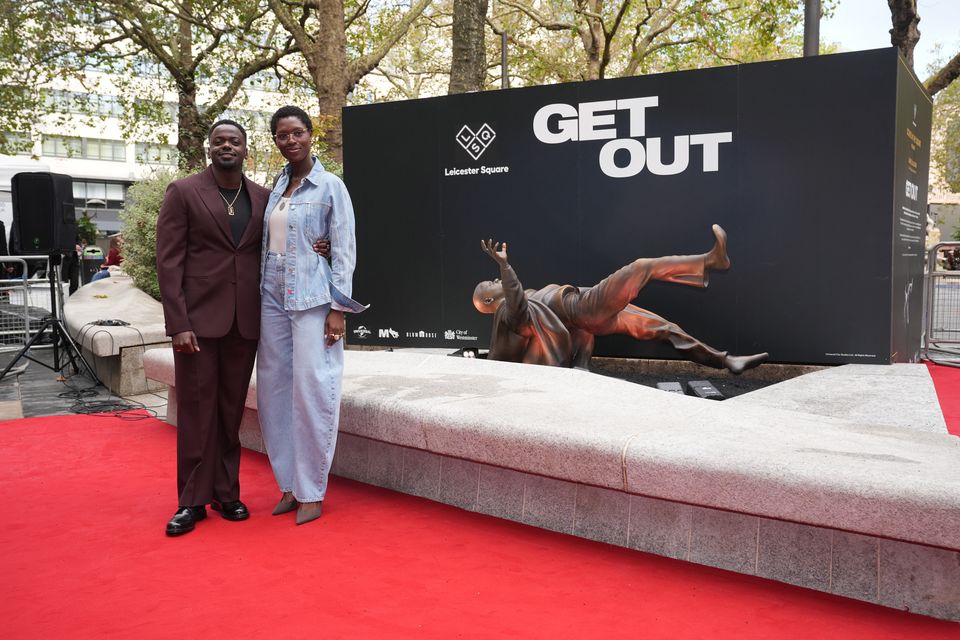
[
  {"left": 927, "top": 361, "right": 960, "bottom": 436},
  {"left": 0, "top": 416, "right": 957, "bottom": 639}
]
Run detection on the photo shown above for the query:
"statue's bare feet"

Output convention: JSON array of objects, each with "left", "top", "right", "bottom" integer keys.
[
  {"left": 705, "top": 224, "right": 731, "bottom": 271},
  {"left": 724, "top": 352, "right": 768, "bottom": 375}
]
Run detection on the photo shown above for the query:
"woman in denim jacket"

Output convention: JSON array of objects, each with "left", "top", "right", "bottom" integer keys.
[{"left": 258, "top": 105, "right": 366, "bottom": 525}]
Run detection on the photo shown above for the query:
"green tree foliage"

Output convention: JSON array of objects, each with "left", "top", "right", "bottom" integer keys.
[
  {"left": 359, "top": 2, "right": 453, "bottom": 101},
  {"left": 486, "top": 0, "right": 825, "bottom": 85},
  {"left": 268, "top": 0, "right": 433, "bottom": 161},
  {"left": 0, "top": 1, "right": 299, "bottom": 168},
  {"left": 119, "top": 168, "right": 187, "bottom": 301},
  {"left": 932, "top": 77, "right": 960, "bottom": 193}
]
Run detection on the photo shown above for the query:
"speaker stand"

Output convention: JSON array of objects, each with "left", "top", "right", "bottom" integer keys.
[{"left": 0, "top": 254, "right": 99, "bottom": 384}]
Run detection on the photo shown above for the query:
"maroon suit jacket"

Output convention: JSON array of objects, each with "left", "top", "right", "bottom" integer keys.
[{"left": 156, "top": 166, "right": 269, "bottom": 340}]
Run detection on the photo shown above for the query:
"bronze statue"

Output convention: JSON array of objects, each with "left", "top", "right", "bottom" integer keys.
[{"left": 474, "top": 225, "right": 768, "bottom": 372}]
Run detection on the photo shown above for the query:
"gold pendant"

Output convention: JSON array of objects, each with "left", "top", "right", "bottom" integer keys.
[{"left": 227, "top": 205, "right": 235, "bottom": 216}]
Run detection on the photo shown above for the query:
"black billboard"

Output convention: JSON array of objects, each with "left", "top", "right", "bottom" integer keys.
[{"left": 343, "top": 48, "right": 932, "bottom": 365}]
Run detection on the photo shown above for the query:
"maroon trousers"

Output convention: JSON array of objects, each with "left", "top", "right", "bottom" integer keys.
[{"left": 173, "top": 323, "right": 257, "bottom": 508}]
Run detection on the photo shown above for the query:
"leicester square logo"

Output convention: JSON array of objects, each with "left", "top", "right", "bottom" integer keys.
[{"left": 456, "top": 123, "right": 496, "bottom": 160}]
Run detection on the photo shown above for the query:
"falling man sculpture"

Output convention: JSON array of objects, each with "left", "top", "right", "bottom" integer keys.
[{"left": 473, "top": 225, "right": 768, "bottom": 372}]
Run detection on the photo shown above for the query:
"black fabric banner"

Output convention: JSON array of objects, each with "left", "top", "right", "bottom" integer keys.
[{"left": 343, "top": 48, "right": 931, "bottom": 365}]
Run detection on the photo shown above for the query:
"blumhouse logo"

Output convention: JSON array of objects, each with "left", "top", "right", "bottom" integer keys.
[{"left": 456, "top": 123, "right": 496, "bottom": 160}]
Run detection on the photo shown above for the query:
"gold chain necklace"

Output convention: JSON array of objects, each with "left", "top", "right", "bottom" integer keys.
[{"left": 218, "top": 181, "right": 243, "bottom": 216}]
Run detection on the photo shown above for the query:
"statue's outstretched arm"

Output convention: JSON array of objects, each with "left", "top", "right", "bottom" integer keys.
[
  {"left": 499, "top": 263, "right": 531, "bottom": 331},
  {"left": 481, "top": 239, "right": 530, "bottom": 331}
]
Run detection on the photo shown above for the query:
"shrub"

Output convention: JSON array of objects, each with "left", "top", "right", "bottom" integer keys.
[
  {"left": 120, "top": 168, "right": 187, "bottom": 301},
  {"left": 76, "top": 215, "right": 99, "bottom": 245}
]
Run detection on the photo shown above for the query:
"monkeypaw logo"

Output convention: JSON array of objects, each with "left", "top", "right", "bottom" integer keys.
[{"left": 456, "top": 123, "right": 496, "bottom": 160}]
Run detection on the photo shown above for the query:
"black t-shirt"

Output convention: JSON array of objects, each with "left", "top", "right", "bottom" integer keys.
[{"left": 218, "top": 186, "right": 252, "bottom": 246}]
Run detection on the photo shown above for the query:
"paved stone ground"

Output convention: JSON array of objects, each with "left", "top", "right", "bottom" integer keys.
[{"left": 0, "top": 347, "right": 168, "bottom": 420}]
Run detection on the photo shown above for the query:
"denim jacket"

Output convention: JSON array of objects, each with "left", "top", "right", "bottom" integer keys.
[{"left": 261, "top": 158, "right": 367, "bottom": 313}]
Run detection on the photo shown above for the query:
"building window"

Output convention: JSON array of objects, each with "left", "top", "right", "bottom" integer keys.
[
  {"left": 42, "top": 90, "right": 124, "bottom": 118},
  {"left": 132, "top": 100, "right": 178, "bottom": 122},
  {"left": 73, "top": 180, "right": 130, "bottom": 234},
  {"left": 73, "top": 180, "right": 127, "bottom": 208},
  {"left": 42, "top": 135, "right": 81, "bottom": 158},
  {"left": 94, "top": 95, "right": 124, "bottom": 118},
  {"left": 84, "top": 138, "right": 127, "bottom": 162},
  {"left": 219, "top": 108, "right": 271, "bottom": 131},
  {"left": 42, "top": 136, "right": 126, "bottom": 161},
  {"left": 133, "top": 56, "right": 165, "bottom": 78},
  {"left": 43, "top": 90, "right": 78, "bottom": 113},
  {"left": 1, "top": 132, "right": 33, "bottom": 155},
  {"left": 135, "top": 142, "right": 178, "bottom": 165}
]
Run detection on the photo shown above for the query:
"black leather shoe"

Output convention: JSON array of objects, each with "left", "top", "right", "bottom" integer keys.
[
  {"left": 211, "top": 500, "right": 250, "bottom": 521},
  {"left": 165, "top": 506, "right": 207, "bottom": 537}
]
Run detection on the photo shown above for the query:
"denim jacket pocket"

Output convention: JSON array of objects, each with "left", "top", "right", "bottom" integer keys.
[{"left": 303, "top": 201, "right": 332, "bottom": 242}]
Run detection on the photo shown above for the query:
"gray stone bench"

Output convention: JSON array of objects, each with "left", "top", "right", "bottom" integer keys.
[
  {"left": 64, "top": 275, "right": 170, "bottom": 396},
  {"left": 143, "top": 348, "right": 960, "bottom": 621}
]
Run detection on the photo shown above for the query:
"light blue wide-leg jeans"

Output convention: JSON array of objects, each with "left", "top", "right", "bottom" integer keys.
[{"left": 257, "top": 252, "right": 343, "bottom": 503}]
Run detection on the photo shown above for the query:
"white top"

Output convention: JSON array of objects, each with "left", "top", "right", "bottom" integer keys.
[{"left": 267, "top": 197, "right": 290, "bottom": 253}]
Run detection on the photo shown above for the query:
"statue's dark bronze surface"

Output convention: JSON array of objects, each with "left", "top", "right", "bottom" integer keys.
[{"left": 474, "top": 225, "right": 768, "bottom": 373}]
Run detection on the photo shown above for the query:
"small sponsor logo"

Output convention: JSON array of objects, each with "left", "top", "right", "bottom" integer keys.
[
  {"left": 352, "top": 325, "right": 371, "bottom": 339},
  {"left": 456, "top": 123, "right": 496, "bottom": 160},
  {"left": 445, "top": 329, "right": 479, "bottom": 342},
  {"left": 406, "top": 330, "right": 438, "bottom": 339},
  {"left": 378, "top": 328, "right": 399, "bottom": 339}
]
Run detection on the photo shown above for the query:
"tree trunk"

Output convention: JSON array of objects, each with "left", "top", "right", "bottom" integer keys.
[
  {"left": 300, "top": 1, "right": 348, "bottom": 162},
  {"left": 888, "top": 0, "right": 920, "bottom": 69},
  {"left": 173, "top": 11, "right": 205, "bottom": 172},
  {"left": 269, "top": 0, "right": 430, "bottom": 163},
  {"left": 448, "top": 0, "right": 488, "bottom": 94},
  {"left": 583, "top": 0, "right": 603, "bottom": 80},
  {"left": 176, "top": 86, "right": 208, "bottom": 172}
]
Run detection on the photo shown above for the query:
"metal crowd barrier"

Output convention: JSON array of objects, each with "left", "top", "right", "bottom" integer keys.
[
  {"left": 923, "top": 241, "right": 960, "bottom": 366},
  {"left": 0, "top": 255, "right": 59, "bottom": 352}
]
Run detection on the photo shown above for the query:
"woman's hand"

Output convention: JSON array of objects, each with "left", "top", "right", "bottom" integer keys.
[{"left": 325, "top": 310, "right": 345, "bottom": 346}]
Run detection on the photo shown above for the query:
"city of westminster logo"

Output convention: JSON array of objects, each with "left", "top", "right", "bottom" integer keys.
[{"left": 456, "top": 124, "right": 496, "bottom": 160}]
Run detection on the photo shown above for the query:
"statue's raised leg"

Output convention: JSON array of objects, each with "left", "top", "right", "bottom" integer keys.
[{"left": 569, "top": 225, "right": 729, "bottom": 327}]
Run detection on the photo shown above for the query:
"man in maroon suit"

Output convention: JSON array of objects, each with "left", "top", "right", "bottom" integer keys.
[{"left": 156, "top": 120, "right": 268, "bottom": 536}]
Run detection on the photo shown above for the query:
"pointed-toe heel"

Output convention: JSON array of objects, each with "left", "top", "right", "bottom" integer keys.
[
  {"left": 272, "top": 492, "right": 299, "bottom": 516},
  {"left": 295, "top": 501, "right": 322, "bottom": 525}
]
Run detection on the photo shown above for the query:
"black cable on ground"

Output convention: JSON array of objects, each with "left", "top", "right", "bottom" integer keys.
[
  {"left": 57, "top": 368, "right": 160, "bottom": 420},
  {"left": 59, "top": 321, "right": 162, "bottom": 419}
]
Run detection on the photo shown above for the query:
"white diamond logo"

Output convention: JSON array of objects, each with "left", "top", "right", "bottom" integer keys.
[{"left": 456, "top": 123, "right": 496, "bottom": 160}]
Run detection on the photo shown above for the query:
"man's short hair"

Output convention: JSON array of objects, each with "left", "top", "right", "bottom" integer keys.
[
  {"left": 270, "top": 106, "right": 313, "bottom": 136},
  {"left": 208, "top": 119, "right": 247, "bottom": 141}
]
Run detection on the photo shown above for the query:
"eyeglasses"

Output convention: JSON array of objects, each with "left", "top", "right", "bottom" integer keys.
[{"left": 273, "top": 129, "right": 310, "bottom": 143}]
